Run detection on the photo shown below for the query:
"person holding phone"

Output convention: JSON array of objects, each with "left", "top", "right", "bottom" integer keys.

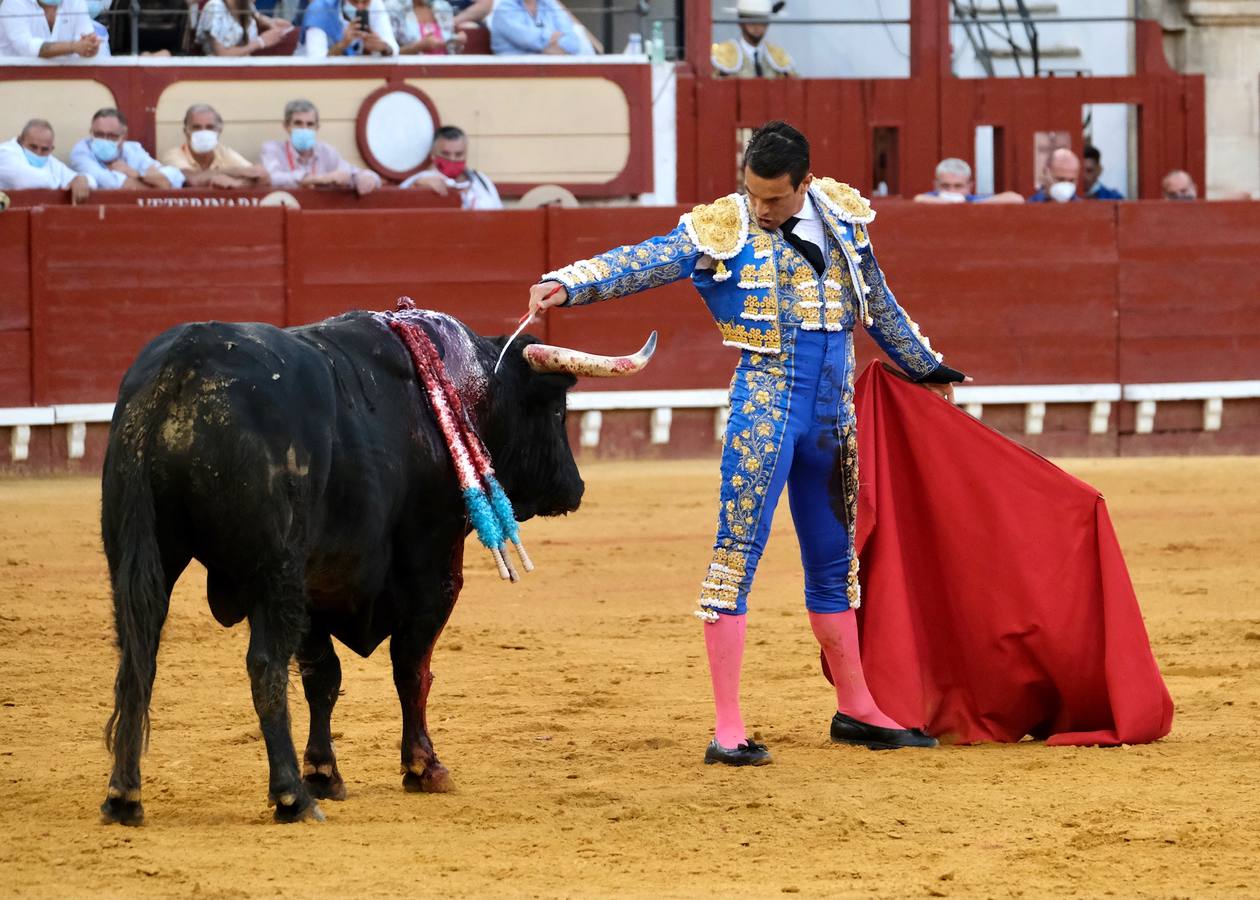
[{"left": 300, "top": 0, "right": 398, "bottom": 57}]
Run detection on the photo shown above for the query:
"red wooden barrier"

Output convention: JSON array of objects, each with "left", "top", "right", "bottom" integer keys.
[
  {"left": 677, "top": 16, "right": 1204, "bottom": 204},
  {"left": 0, "top": 211, "right": 31, "bottom": 405},
  {"left": 28, "top": 206, "right": 286, "bottom": 404},
  {"left": 285, "top": 208, "right": 547, "bottom": 337},
  {"left": 3, "top": 202, "right": 1259, "bottom": 415},
  {"left": 1117, "top": 200, "right": 1260, "bottom": 384},
  {"left": 856, "top": 201, "right": 1121, "bottom": 385}
]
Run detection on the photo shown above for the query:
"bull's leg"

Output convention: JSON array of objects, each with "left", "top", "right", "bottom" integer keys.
[
  {"left": 245, "top": 570, "right": 320, "bottom": 823},
  {"left": 391, "top": 552, "right": 463, "bottom": 794},
  {"left": 297, "top": 629, "right": 346, "bottom": 801}
]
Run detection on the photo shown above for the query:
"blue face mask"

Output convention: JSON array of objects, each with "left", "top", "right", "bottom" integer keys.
[
  {"left": 86, "top": 0, "right": 106, "bottom": 17},
  {"left": 40, "top": 0, "right": 64, "bottom": 7},
  {"left": 23, "top": 148, "right": 50, "bottom": 168},
  {"left": 342, "top": 2, "right": 356, "bottom": 19},
  {"left": 290, "top": 127, "right": 317, "bottom": 153},
  {"left": 91, "top": 137, "right": 120, "bottom": 163}
]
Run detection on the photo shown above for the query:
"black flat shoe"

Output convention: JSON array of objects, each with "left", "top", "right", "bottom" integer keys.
[
  {"left": 830, "top": 712, "right": 938, "bottom": 750},
  {"left": 704, "top": 738, "right": 773, "bottom": 767}
]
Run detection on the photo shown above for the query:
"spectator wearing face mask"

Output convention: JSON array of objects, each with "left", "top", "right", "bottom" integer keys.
[
  {"left": 913, "top": 157, "right": 1024, "bottom": 205},
  {"left": 1081, "top": 144, "right": 1124, "bottom": 200},
  {"left": 1029, "top": 148, "right": 1082, "bottom": 203},
  {"left": 69, "top": 107, "right": 183, "bottom": 191},
  {"left": 162, "top": 103, "right": 269, "bottom": 190},
  {"left": 259, "top": 99, "right": 380, "bottom": 196},
  {"left": 400, "top": 125, "right": 502, "bottom": 210},
  {"left": 0, "top": 0, "right": 100, "bottom": 58},
  {"left": 0, "top": 119, "right": 94, "bottom": 203},
  {"left": 1161, "top": 169, "right": 1198, "bottom": 201},
  {"left": 300, "top": 0, "right": 398, "bottom": 57}
]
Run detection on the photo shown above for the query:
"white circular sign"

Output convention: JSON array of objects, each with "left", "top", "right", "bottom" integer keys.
[{"left": 364, "top": 90, "right": 436, "bottom": 175}]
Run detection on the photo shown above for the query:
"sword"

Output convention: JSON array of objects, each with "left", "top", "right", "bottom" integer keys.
[{"left": 493, "top": 284, "right": 563, "bottom": 375}]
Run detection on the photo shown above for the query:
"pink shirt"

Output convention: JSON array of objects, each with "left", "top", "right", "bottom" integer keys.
[{"left": 259, "top": 139, "right": 381, "bottom": 190}]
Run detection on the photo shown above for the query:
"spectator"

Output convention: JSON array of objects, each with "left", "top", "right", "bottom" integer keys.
[
  {"left": 712, "top": 0, "right": 795, "bottom": 79},
  {"left": 301, "top": 0, "right": 397, "bottom": 57},
  {"left": 1082, "top": 144, "right": 1124, "bottom": 200},
  {"left": 401, "top": 125, "right": 501, "bottom": 209},
  {"left": 391, "top": 0, "right": 465, "bottom": 54},
  {"left": 195, "top": 0, "right": 291, "bottom": 55},
  {"left": 161, "top": 104, "right": 269, "bottom": 190},
  {"left": 0, "top": 0, "right": 100, "bottom": 58},
  {"left": 0, "top": 119, "right": 93, "bottom": 203},
  {"left": 488, "top": 0, "right": 585, "bottom": 56},
  {"left": 1161, "top": 169, "right": 1198, "bottom": 200},
  {"left": 1029, "top": 147, "right": 1081, "bottom": 203},
  {"left": 914, "top": 158, "right": 1024, "bottom": 205},
  {"left": 259, "top": 99, "right": 380, "bottom": 196},
  {"left": 69, "top": 107, "right": 184, "bottom": 191}
]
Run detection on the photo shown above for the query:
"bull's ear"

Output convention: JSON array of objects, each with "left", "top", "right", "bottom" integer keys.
[{"left": 526, "top": 368, "right": 578, "bottom": 398}]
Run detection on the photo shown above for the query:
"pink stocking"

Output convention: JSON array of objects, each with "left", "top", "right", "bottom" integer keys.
[
  {"left": 808, "top": 609, "right": 903, "bottom": 729},
  {"left": 703, "top": 613, "right": 748, "bottom": 749}
]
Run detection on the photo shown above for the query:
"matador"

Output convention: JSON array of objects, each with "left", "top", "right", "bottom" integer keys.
[{"left": 527, "top": 122, "right": 966, "bottom": 766}]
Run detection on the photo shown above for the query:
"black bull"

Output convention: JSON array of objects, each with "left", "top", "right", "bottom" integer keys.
[{"left": 99, "top": 309, "right": 635, "bottom": 825}]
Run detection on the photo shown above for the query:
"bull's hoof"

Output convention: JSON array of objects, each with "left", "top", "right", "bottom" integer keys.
[
  {"left": 302, "top": 770, "right": 347, "bottom": 802},
  {"left": 402, "top": 765, "right": 453, "bottom": 794},
  {"left": 100, "top": 791, "right": 144, "bottom": 827},
  {"left": 270, "top": 789, "right": 324, "bottom": 824}
]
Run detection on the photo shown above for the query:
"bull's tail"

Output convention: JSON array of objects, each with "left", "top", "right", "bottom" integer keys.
[{"left": 101, "top": 408, "right": 170, "bottom": 784}]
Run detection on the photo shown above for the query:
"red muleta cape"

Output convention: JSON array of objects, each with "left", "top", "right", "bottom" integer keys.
[{"left": 831, "top": 363, "right": 1173, "bottom": 746}]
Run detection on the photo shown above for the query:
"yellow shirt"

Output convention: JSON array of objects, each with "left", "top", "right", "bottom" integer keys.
[{"left": 161, "top": 142, "right": 253, "bottom": 173}]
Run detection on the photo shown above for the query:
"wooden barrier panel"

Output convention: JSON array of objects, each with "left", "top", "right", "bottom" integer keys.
[
  {"left": 861, "top": 201, "right": 1121, "bottom": 385},
  {"left": 1117, "top": 201, "right": 1260, "bottom": 384},
  {"left": 29, "top": 206, "right": 286, "bottom": 404},
  {"left": 0, "top": 210, "right": 31, "bottom": 405},
  {"left": 285, "top": 208, "right": 548, "bottom": 338}
]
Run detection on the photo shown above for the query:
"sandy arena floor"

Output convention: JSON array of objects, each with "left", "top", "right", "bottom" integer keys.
[{"left": 1, "top": 456, "right": 1259, "bottom": 898}]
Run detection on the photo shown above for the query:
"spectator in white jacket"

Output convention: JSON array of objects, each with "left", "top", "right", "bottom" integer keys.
[
  {"left": 0, "top": 119, "right": 93, "bottom": 203},
  {"left": 0, "top": 0, "right": 101, "bottom": 58}
]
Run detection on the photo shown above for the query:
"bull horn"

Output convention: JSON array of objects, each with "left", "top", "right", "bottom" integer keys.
[{"left": 523, "top": 331, "right": 657, "bottom": 377}]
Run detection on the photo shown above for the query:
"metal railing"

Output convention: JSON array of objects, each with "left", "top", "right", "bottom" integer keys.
[{"left": 952, "top": 0, "right": 1039, "bottom": 76}]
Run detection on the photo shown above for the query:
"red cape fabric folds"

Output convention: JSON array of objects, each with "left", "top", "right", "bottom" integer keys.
[{"left": 832, "top": 363, "right": 1173, "bottom": 746}]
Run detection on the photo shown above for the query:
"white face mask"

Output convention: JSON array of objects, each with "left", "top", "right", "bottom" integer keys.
[
  {"left": 189, "top": 130, "right": 219, "bottom": 154},
  {"left": 936, "top": 190, "right": 967, "bottom": 203},
  {"left": 1048, "top": 180, "right": 1076, "bottom": 203}
]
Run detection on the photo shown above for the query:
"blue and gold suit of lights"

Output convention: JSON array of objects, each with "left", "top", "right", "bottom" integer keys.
[{"left": 541, "top": 179, "right": 955, "bottom": 622}]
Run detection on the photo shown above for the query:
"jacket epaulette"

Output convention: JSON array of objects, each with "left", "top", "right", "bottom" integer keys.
[
  {"left": 811, "top": 178, "right": 875, "bottom": 225},
  {"left": 679, "top": 194, "right": 749, "bottom": 260},
  {"left": 711, "top": 39, "right": 741, "bottom": 75}
]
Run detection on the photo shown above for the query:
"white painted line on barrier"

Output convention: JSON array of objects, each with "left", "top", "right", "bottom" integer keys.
[
  {"left": 650, "top": 408, "right": 672, "bottom": 445},
  {"left": 10, "top": 425, "right": 31, "bottom": 462}
]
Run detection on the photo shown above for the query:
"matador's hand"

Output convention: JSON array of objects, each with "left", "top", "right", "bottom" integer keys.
[
  {"left": 920, "top": 374, "right": 973, "bottom": 403},
  {"left": 527, "top": 281, "right": 568, "bottom": 318}
]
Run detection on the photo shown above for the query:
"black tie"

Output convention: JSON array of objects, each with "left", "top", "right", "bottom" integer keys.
[
  {"left": 754, "top": 49, "right": 764, "bottom": 77},
  {"left": 782, "top": 217, "right": 825, "bottom": 275}
]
